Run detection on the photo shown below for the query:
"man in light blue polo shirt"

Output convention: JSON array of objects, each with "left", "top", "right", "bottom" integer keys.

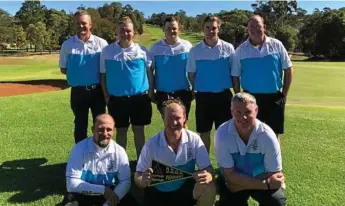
[
  {"left": 149, "top": 16, "right": 193, "bottom": 118},
  {"left": 62, "top": 114, "right": 136, "bottom": 206},
  {"left": 232, "top": 15, "right": 293, "bottom": 138},
  {"left": 134, "top": 99, "right": 216, "bottom": 206},
  {"left": 100, "top": 16, "right": 153, "bottom": 159},
  {"left": 187, "top": 15, "right": 235, "bottom": 152},
  {"left": 214, "top": 92, "right": 286, "bottom": 206},
  {"left": 59, "top": 10, "right": 108, "bottom": 143}
]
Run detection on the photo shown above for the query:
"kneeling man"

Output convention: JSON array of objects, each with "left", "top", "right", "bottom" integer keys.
[
  {"left": 63, "top": 114, "right": 135, "bottom": 206},
  {"left": 135, "top": 99, "right": 216, "bottom": 206},
  {"left": 215, "top": 92, "right": 286, "bottom": 206}
]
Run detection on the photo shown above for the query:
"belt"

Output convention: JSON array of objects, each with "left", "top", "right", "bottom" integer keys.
[
  {"left": 196, "top": 89, "right": 230, "bottom": 95},
  {"left": 73, "top": 84, "right": 100, "bottom": 91},
  {"left": 111, "top": 92, "right": 147, "bottom": 99},
  {"left": 157, "top": 89, "right": 190, "bottom": 95}
]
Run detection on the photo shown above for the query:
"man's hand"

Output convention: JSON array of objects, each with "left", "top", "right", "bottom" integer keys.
[
  {"left": 141, "top": 168, "right": 153, "bottom": 188},
  {"left": 104, "top": 187, "right": 119, "bottom": 206},
  {"left": 193, "top": 170, "right": 212, "bottom": 184},
  {"left": 267, "top": 172, "right": 285, "bottom": 190}
]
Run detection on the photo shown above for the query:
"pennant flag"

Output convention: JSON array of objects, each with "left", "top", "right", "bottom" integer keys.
[{"left": 150, "top": 160, "right": 193, "bottom": 186}]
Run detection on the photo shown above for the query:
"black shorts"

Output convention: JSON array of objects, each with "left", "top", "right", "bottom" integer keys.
[
  {"left": 195, "top": 89, "right": 233, "bottom": 133},
  {"left": 247, "top": 91, "right": 286, "bottom": 134},
  {"left": 108, "top": 93, "right": 152, "bottom": 128},
  {"left": 143, "top": 179, "right": 196, "bottom": 206},
  {"left": 155, "top": 90, "right": 193, "bottom": 119}
]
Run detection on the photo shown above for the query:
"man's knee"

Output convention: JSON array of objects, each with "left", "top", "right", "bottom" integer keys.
[
  {"left": 253, "top": 188, "right": 286, "bottom": 206},
  {"left": 193, "top": 182, "right": 216, "bottom": 206}
]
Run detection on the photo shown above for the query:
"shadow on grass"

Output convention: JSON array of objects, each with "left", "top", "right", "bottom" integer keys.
[
  {"left": 0, "top": 79, "right": 69, "bottom": 90},
  {"left": 0, "top": 158, "right": 66, "bottom": 204},
  {"left": 0, "top": 158, "right": 144, "bottom": 205}
]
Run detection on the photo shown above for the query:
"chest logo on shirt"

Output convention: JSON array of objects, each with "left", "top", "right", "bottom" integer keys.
[
  {"left": 187, "top": 148, "right": 193, "bottom": 159},
  {"left": 107, "top": 161, "right": 115, "bottom": 171},
  {"left": 251, "top": 139, "right": 258, "bottom": 151}
]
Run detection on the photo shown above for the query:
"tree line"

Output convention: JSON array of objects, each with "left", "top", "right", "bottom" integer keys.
[
  {"left": 0, "top": 1, "right": 144, "bottom": 52},
  {"left": 1, "top": 0, "right": 344, "bottom": 60}
]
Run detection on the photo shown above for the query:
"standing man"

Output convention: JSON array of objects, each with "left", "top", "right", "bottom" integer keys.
[
  {"left": 149, "top": 16, "right": 193, "bottom": 119},
  {"left": 134, "top": 99, "right": 216, "bottom": 206},
  {"left": 63, "top": 114, "right": 136, "bottom": 206},
  {"left": 100, "top": 16, "right": 153, "bottom": 159},
  {"left": 232, "top": 15, "right": 293, "bottom": 138},
  {"left": 59, "top": 10, "right": 108, "bottom": 143},
  {"left": 214, "top": 92, "right": 286, "bottom": 206},
  {"left": 187, "top": 16, "right": 235, "bottom": 152}
]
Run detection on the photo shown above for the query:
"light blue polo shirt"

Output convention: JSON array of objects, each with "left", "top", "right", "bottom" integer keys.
[
  {"left": 150, "top": 38, "right": 192, "bottom": 92},
  {"left": 136, "top": 129, "right": 211, "bottom": 192},
  {"left": 231, "top": 36, "right": 292, "bottom": 93},
  {"left": 66, "top": 137, "right": 131, "bottom": 199},
  {"left": 59, "top": 35, "right": 108, "bottom": 87},
  {"left": 186, "top": 39, "right": 235, "bottom": 93},
  {"left": 214, "top": 119, "right": 282, "bottom": 177},
  {"left": 100, "top": 42, "right": 151, "bottom": 96}
]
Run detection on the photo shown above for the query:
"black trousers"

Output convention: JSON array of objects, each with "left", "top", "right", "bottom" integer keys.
[
  {"left": 62, "top": 192, "right": 137, "bottom": 206},
  {"left": 218, "top": 178, "right": 286, "bottom": 206},
  {"left": 70, "top": 85, "right": 106, "bottom": 143}
]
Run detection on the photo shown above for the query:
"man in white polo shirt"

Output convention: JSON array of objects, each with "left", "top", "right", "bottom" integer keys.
[
  {"left": 59, "top": 10, "right": 108, "bottom": 143},
  {"left": 187, "top": 15, "right": 235, "bottom": 152},
  {"left": 149, "top": 16, "right": 193, "bottom": 118},
  {"left": 100, "top": 16, "right": 153, "bottom": 159},
  {"left": 214, "top": 92, "right": 286, "bottom": 206},
  {"left": 232, "top": 15, "right": 293, "bottom": 138},
  {"left": 134, "top": 99, "right": 216, "bottom": 206},
  {"left": 62, "top": 114, "right": 136, "bottom": 206}
]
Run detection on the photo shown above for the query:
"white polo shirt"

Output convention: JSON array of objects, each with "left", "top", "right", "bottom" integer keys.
[
  {"left": 66, "top": 137, "right": 130, "bottom": 199},
  {"left": 100, "top": 42, "right": 152, "bottom": 96},
  {"left": 214, "top": 119, "right": 282, "bottom": 177},
  {"left": 150, "top": 38, "right": 192, "bottom": 92},
  {"left": 136, "top": 129, "right": 211, "bottom": 192},
  {"left": 59, "top": 34, "right": 108, "bottom": 87},
  {"left": 231, "top": 36, "right": 292, "bottom": 93},
  {"left": 186, "top": 39, "right": 235, "bottom": 92}
]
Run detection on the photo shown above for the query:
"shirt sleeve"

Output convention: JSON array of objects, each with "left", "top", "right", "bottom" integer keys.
[
  {"left": 149, "top": 45, "right": 156, "bottom": 71},
  {"left": 136, "top": 142, "right": 153, "bottom": 172},
  {"left": 186, "top": 48, "right": 196, "bottom": 73},
  {"left": 228, "top": 44, "right": 236, "bottom": 70},
  {"left": 214, "top": 128, "right": 234, "bottom": 168},
  {"left": 231, "top": 48, "right": 242, "bottom": 77},
  {"left": 100, "top": 47, "right": 107, "bottom": 74},
  {"left": 194, "top": 133, "right": 211, "bottom": 170},
  {"left": 278, "top": 41, "right": 293, "bottom": 70},
  {"left": 59, "top": 42, "right": 68, "bottom": 69},
  {"left": 114, "top": 146, "right": 131, "bottom": 200},
  {"left": 100, "top": 39, "right": 109, "bottom": 49},
  {"left": 263, "top": 130, "right": 282, "bottom": 172},
  {"left": 141, "top": 45, "right": 152, "bottom": 69},
  {"left": 66, "top": 145, "right": 105, "bottom": 195}
]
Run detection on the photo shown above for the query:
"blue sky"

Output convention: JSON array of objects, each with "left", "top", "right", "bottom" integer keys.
[{"left": 1, "top": 1, "right": 344, "bottom": 17}]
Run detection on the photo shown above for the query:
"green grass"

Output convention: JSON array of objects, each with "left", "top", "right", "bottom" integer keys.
[{"left": 0, "top": 25, "right": 344, "bottom": 205}]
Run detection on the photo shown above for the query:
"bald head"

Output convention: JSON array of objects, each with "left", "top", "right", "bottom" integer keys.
[
  {"left": 92, "top": 114, "right": 115, "bottom": 148},
  {"left": 247, "top": 15, "right": 264, "bottom": 26},
  {"left": 94, "top": 114, "right": 115, "bottom": 126}
]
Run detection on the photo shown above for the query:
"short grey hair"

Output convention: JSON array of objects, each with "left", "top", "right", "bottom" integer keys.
[
  {"left": 74, "top": 10, "right": 92, "bottom": 21},
  {"left": 231, "top": 92, "right": 257, "bottom": 105}
]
